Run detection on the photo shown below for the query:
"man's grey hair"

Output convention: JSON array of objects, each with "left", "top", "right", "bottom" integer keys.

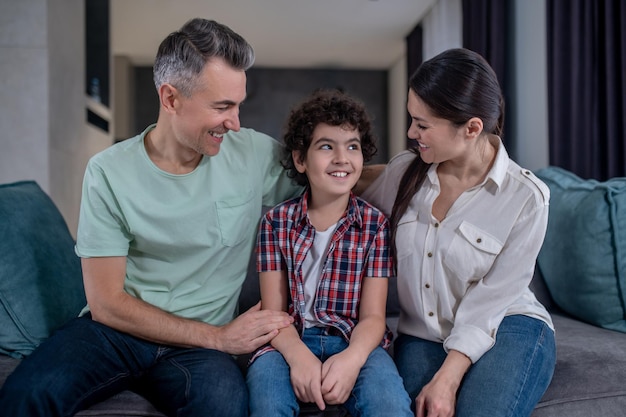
[{"left": 153, "top": 18, "right": 255, "bottom": 97}]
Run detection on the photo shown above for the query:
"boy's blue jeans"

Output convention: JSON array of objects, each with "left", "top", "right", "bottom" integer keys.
[
  {"left": 0, "top": 315, "right": 247, "bottom": 417},
  {"left": 246, "top": 327, "right": 413, "bottom": 417},
  {"left": 394, "top": 315, "right": 556, "bottom": 417}
]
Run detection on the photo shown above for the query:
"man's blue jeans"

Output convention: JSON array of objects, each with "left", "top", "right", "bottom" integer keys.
[
  {"left": 394, "top": 315, "right": 556, "bottom": 417},
  {"left": 0, "top": 315, "right": 247, "bottom": 417},
  {"left": 246, "top": 327, "right": 413, "bottom": 417}
]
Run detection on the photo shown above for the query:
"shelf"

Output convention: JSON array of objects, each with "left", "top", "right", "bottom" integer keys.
[{"left": 86, "top": 96, "right": 111, "bottom": 121}]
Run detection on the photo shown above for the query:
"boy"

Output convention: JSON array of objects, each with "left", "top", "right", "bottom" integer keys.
[{"left": 246, "top": 90, "right": 412, "bottom": 416}]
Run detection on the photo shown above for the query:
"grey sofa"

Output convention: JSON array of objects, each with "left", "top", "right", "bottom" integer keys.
[{"left": 1, "top": 172, "right": 625, "bottom": 416}]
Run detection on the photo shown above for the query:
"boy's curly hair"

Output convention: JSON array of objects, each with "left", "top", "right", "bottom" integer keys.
[{"left": 281, "top": 89, "right": 378, "bottom": 186}]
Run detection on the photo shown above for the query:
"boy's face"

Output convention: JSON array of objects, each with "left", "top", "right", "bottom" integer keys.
[{"left": 293, "top": 123, "right": 363, "bottom": 201}]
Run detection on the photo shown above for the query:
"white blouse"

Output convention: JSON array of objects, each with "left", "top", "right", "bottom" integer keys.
[{"left": 362, "top": 136, "right": 554, "bottom": 363}]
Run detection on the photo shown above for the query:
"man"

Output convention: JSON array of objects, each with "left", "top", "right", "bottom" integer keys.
[{"left": 0, "top": 18, "right": 300, "bottom": 416}]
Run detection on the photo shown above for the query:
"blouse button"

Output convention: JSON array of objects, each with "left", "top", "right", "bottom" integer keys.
[
  {"left": 428, "top": 312, "right": 434, "bottom": 317},
  {"left": 425, "top": 283, "right": 431, "bottom": 289},
  {"left": 476, "top": 238, "right": 482, "bottom": 243},
  {"left": 427, "top": 252, "right": 433, "bottom": 258},
  {"left": 434, "top": 222, "right": 439, "bottom": 228}
]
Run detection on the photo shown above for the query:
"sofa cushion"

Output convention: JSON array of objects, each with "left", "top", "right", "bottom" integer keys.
[
  {"left": 535, "top": 167, "right": 626, "bottom": 333},
  {"left": 0, "top": 181, "right": 85, "bottom": 358}
]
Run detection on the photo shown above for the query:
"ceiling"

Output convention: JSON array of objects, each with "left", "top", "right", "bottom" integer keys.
[{"left": 110, "top": 0, "right": 437, "bottom": 69}]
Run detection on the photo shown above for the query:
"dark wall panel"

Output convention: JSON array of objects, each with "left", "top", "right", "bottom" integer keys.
[{"left": 133, "top": 67, "right": 388, "bottom": 163}]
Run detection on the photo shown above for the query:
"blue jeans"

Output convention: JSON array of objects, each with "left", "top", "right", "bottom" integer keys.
[
  {"left": 394, "top": 315, "right": 556, "bottom": 417},
  {"left": 246, "top": 327, "right": 412, "bottom": 417},
  {"left": 0, "top": 315, "right": 247, "bottom": 417}
]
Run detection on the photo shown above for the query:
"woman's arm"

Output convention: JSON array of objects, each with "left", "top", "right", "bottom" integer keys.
[
  {"left": 444, "top": 202, "right": 549, "bottom": 363},
  {"left": 353, "top": 164, "right": 386, "bottom": 195},
  {"left": 414, "top": 349, "right": 471, "bottom": 417}
]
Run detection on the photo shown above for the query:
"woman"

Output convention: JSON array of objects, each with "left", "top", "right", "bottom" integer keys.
[{"left": 362, "top": 48, "right": 556, "bottom": 417}]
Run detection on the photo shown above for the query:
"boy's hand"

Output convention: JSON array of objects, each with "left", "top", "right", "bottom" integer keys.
[
  {"left": 289, "top": 350, "right": 326, "bottom": 410},
  {"left": 320, "top": 350, "right": 361, "bottom": 405}
]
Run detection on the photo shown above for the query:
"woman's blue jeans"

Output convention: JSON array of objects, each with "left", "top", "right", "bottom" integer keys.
[
  {"left": 246, "top": 327, "right": 413, "bottom": 417},
  {"left": 394, "top": 315, "right": 556, "bottom": 417},
  {"left": 0, "top": 315, "right": 247, "bottom": 417}
]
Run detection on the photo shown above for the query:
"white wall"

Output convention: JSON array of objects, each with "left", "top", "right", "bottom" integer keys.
[
  {"left": 0, "top": 0, "right": 112, "bottom": 237},
  {"left": 422, "top": 0, "right": 463, "bottom": 61},
  {"left": 0, "top": 0, "right": 50, "bottom": 190},
  {"left": 510, "top": 0, "right": 549, "bottom": 170},
  {"left": 386, "top": 0, "right": 463, "bottom": 159}
]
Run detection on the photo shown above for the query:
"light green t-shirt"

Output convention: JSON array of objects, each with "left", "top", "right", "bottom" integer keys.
[{"left": 75, "top": 125, "right": 302, "bottom": 325}]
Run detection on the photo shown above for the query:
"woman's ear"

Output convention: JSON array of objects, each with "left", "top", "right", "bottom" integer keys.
[
  {"left": 292, "top": 150, "right": 307, "bottom": 174},
  {"left": 465, "top": 117, "right": 484, "bottom": 139}
]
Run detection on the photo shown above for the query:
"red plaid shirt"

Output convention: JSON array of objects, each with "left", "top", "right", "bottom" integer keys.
[{"left": 252, "top": 190, "right": 394, "bottom": 361}]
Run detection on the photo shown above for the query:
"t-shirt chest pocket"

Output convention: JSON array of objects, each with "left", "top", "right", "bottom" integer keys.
[
  {"left": 443, "top": 221, "right": 503, "bottom": 282},
  {"left": 215, "top": 192, "right": 255, "bottom": 247}
]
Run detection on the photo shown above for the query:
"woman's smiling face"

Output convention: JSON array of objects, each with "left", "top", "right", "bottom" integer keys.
[{"left": 406, "top": 89, "right": 467, "bottom": 165}]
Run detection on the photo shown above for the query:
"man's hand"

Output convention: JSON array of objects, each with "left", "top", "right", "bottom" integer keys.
[{"left": 216, "top": 302, "right": 293, "bottom": 355}]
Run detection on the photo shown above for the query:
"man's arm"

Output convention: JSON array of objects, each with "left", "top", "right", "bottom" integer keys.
[
  {"left": 353, "top": 164, "right": 385, "bottom": 195},
  {"left": 82, "top": 257, "right": 292, "bottom": 355}
]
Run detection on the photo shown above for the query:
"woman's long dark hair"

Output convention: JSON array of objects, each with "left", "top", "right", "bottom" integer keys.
[
  {"left": 389, "top": 151, "right": 430, "bottom": 253},
  {"left": 390, "top": 48, "right": 504, "bottom": 255}
]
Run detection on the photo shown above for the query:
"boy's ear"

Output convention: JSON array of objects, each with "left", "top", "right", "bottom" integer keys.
[{"left": 292, "top": 150, "right": 307, "bottom": 173}]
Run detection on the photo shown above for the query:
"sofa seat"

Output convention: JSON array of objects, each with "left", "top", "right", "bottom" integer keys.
[
  {"left": 532, "top": 313, "right": 626, "bottom": 416},
  {"left": 3, "top": 310, "right": 625, "bottom": 417}
]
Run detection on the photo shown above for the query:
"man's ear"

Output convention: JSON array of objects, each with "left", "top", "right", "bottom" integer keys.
[
  {"left": 158, "top": 83, "right": 179, "bottom": 114},
  {"left": 292, "top": 150, "right": 307, "bottom": 174},
  {"left": 465, "top": 117, "right": 484, "bottom": 139}
]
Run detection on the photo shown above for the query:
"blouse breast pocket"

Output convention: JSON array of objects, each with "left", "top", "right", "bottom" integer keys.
[
  {"left": 443, "top": 221, "right": 503, "bottom": 282},
  {"left": 395, "top": 219, "right": 418, "bottom": 260},
  {"left": 215, "top": 191, "right": 255, "bottom": 247}
]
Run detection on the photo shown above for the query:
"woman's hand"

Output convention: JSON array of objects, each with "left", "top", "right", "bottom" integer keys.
[
  {"left": 415, "top": 375, "right": 457, "bottom": 417},
  {"left": 415, "top": 350, "right": 471, "bottom": 417}
]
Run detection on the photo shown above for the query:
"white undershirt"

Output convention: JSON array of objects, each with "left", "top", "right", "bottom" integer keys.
[{"left": 301, "top": 222, "right": 337, "bottom": 328}]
